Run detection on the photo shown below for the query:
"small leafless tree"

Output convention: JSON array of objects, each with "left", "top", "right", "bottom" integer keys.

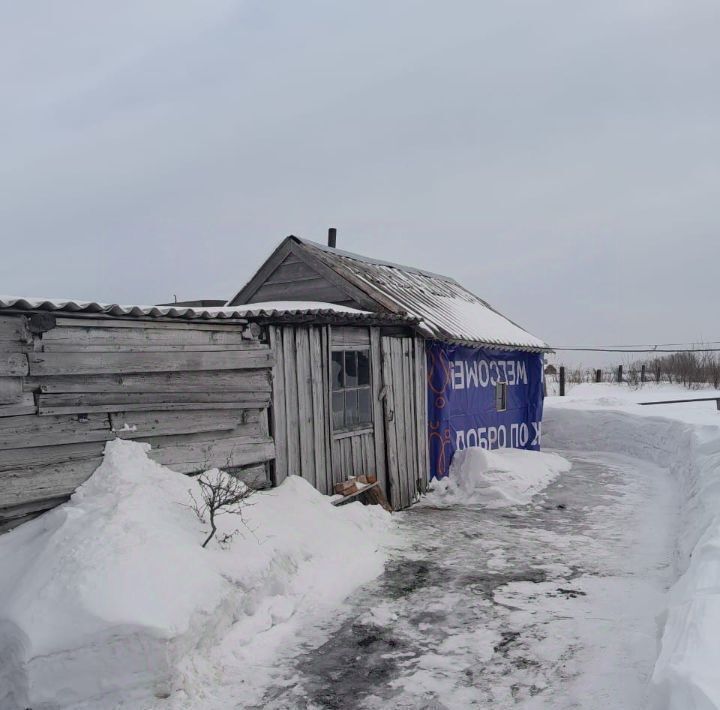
[{"left": 188, "top": 469, "right": 253, "bottom": 548}]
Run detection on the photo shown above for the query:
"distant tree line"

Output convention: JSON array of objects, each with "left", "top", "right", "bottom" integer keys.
[
  {"left": 551, "top": 350, "right": 720, "bottom": 391},
  {"left": 638, "top": 351, "right": 720, "bottom": 389}
]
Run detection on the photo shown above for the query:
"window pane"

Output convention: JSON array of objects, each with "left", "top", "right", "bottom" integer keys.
[
  {"left": 345, "top": 351, "right": 358, "bottom": 387},
  {"left": 332, "top": 391, "right": 345, "bottom": 429},
  {"left": 331, "top": 351, "right": 344, "bottom": 390},
  {"left": 495, "top": 382, "right": 507, "bottom": 412},
  {"left": 357, "top": 388, "right": 372, "bottom": 424},
  {"left": 345, "top": 389, "right": 359, "bottom": 426},
  {"left": 357, "top": 350, "right": 370, "bottom": 386}
]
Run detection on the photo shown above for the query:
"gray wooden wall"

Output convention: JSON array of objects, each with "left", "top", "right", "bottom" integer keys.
[
  {"left": 0, "top": 313, "right": 275, "bottom": 532},
  {"left": 268, "top": 323, "right": 428, "bottom": 509}
]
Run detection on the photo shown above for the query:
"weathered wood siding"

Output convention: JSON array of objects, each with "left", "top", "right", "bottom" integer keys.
[
  {"left": 380, "top": 334, "right": 428, "bottom": 509},
  {"left": 268, "top": 325, "right": 333, "bottom": 493},
  {"left": 0, "top": 313, "right": 275, "bottom": 532},
  {"left": 249, "top": 253, "right": 360, "bottom": 308},
  {"left": 269, "top": 324, "right": 390, "bottom": 499}
]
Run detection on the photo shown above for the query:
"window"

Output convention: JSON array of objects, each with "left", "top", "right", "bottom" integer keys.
[
  {"left": 495, "top": 381, "right": 508, "bottom": 412},
  {"left": 331, "top": 349, "right": 372, "bottom": 431}
]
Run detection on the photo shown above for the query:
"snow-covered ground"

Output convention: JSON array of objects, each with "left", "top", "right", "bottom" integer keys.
[
  {"left": 0, "top": 440, "right": 394, "bottom": 710},
  {"left": 3, "top": 382, "right": 720, "bottom": 709},
  {"left": 548, "top": 383, "right": 720, "bottom": 709}
]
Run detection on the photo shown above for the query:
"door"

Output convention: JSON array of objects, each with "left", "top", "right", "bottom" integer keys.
[{"left": 380, "top": 336, "right": 428, "bottom": 509}]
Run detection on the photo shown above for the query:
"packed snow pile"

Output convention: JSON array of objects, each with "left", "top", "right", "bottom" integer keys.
[
  {"left": 0, "top": 439, "right": 393, "bottom": 710},
  {"left": 545, "top": 386, "right": 720, "bottom": 710},
  {"left": 426, "top": 447, "right": 571, "bottom": 508}
]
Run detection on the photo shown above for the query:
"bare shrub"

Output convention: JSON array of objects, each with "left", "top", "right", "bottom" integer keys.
[{"left": 188, "top": 469, "right": 253, "bottom": 548}]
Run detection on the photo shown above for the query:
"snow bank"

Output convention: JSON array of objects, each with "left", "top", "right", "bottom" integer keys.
[
  {"left": 0, "top": 439, "right": 393, "bottom": 710},
  {"left": 425, "top": 447, "right": 571, "bottom": 508},
  {"left": 544, "top": 388, "right": 720, "bottom": 709}
]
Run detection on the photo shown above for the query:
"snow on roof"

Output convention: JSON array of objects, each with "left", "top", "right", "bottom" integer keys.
[
  {"left": 220, "top": 300, "right": 369, "bottom": 315},
  {"left": 297, "top": 239, "right": 550, "bottom": 351},
  {"left": 0, "top": 296, "right": 413, "bottom": 325}
]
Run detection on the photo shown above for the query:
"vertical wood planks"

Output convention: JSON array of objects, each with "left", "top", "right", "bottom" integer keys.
[
  {"left": 370, "top": 329, "right": 388, "bottom": 497},
  {"left": 309, "top": 328, "right": 328, "bottom": 494},
  {"left": 321, "top": 326, "right": 333, "bottom": 493},
  {"left": 268, "top": 326, "right": 288, "bottom": 486},
  {"left": 282, "top": 326, "right": 301, "bottom": 477},
  {"left": 295, "top": 328, "right": 316, "bottom": 488}
]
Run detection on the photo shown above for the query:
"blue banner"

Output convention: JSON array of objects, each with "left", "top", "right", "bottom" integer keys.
[{"left": 426, "top": 341, "right": 544, "bottom": 479}]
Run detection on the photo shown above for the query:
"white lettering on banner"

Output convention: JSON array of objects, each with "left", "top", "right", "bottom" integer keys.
[
  {"left": 449, "top": 359, "right": 529, "bottom": 390},
  {"left": 497, "top": 425, "right": 507, "bottom": 448},
  {"left": 465, "top": 361, "right": 479, "bottom": 388},
  {"left": 454, "top": 422, "right": 541, "bottom": 452},
  {"left": 487, "top": 427, "right": 497, "bottom": 448},
  {"left": 517, "top": 361, "right": 527, "bottom": 385},
  {"left": 498, "top": 361, "right": 507, "bottom": 384},
  {"left": 531, "top": 421, "right": 542, "bottom": 446},
  {"left": 479, "top": 360, "right": 489, "bottom": 387},
  {"left": 453, "top": 361, "right": 465, "bottom": 390},
  {"left": 466, "top": 428, "right": 478, "bottom": 448}
]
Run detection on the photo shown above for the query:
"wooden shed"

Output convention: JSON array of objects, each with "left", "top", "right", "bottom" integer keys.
[
  {"left": 229, "top": 235, "right": 550, "bottom": 494},
  {"left": 0, "top": 235, "right": 549, "bottom": 530}
]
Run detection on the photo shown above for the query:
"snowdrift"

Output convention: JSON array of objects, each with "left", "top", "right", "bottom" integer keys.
[
  {"left": 426, "top": 447, "right": 571, "bottom": 507},
  {"left": 545, "top": 391, "right": 720, "bottom": 710},
  {"left": 0, "top": 439, "right": 393, "bottom": 710}
]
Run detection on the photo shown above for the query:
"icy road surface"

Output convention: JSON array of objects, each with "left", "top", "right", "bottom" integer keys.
[{"left": 253, "top": 451, "right": 677, "bottom": 709}]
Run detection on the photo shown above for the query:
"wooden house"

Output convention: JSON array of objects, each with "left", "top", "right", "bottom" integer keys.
[
  {"left": 0, "top": 234, "right": 549, "bottom": 530},
  {"left": 0, "top": 297, "right": 411, "bottom": 530},
  {"left": 228, "top": 234, "right": 550, "bottom": 500}
]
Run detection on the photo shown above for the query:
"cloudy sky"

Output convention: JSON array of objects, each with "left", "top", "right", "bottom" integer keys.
[{"left": 1, "top": 1, "right": 718, "bottom": 365}]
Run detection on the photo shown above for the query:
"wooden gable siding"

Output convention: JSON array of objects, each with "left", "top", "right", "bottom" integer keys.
[
  {"left": 0, "top": 313, "right": 275, "bottom": 532},
  {"left": 228, "top": 238, "right": 384, "bottom": 310},
  {"left": 268, "top": 324, "right": 332, "bottom": 493},
  {"left": 250, "top": 253, "right": 359, "bottom": 306}
]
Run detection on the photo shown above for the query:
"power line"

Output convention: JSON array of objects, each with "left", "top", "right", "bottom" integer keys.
[
  {"left": 553, "top": 347, "right": 720, "bottom": 353},
  {"left": 555, "top": 341, "right": 720, "bottom": 349}
]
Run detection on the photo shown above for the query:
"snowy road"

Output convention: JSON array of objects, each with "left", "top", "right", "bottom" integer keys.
[{"left": 252, "top": 451, "right": 677, "bottom": 709}]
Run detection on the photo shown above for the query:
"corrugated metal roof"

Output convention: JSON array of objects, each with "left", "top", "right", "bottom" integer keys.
[
  {"left": 0, "top": 296, "right": 413, "bottom": 326},
  {"left": 296, "top": 239, "right": 550, "bottom": 352}
]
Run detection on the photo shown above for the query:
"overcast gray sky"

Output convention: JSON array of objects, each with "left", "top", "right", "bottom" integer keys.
[{"left": 1, "top": 1, "right": 718, "bottom": 365}]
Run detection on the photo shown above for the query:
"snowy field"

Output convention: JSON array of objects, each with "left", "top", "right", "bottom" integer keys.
[{"left": 2, "top": 383, "right": 720, "bottom": 708}]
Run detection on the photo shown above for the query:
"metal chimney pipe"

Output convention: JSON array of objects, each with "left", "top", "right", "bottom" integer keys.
[{"left": 328, "top": 227, "right": 337, "bottom": 248}]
